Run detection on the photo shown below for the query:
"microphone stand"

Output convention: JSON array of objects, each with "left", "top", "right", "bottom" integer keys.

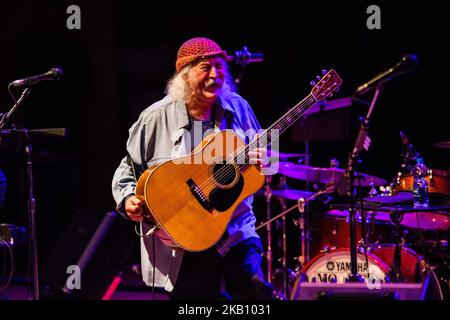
[
  {"left": 230, "top": 46, "right": 261, "bottom": 86},
  {"left": 345, "top": 85, "right": 382, "bottom": 282},
  {"left": 0, "top": 86, "right": 40, "bottom": 300},
  {"left": 0, "top": 87, "right": 32, "bottom": 129}
]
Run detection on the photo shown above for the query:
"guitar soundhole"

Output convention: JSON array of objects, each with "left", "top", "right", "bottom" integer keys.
[{"left": 212, "top": 164, "right": 238, "bottom": 187}]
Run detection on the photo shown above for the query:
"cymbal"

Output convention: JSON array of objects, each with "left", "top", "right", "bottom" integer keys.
[
  {"left": 278, "top": 162, "right": 387, "bottom": 186},
  {"left": 304, "top": 97, "right": 353, "bottom": 116},
  {"left": 431, "top": 141, "right": 450, "bottom": 149},
  {"left": 268, "top": 150, "right": 309, "bottom": 162},
  {"left": 256, "top": 188, "right": 315, "bottom": 200}
]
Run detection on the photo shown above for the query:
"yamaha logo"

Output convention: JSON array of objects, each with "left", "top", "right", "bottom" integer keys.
[{"left": 326, "top": 261, "right": 335, "bottom": 271}]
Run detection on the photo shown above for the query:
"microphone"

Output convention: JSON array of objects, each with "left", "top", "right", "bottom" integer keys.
[
  {"left": 10, "top": 67, "right": 63, "bottom": 87},
  {"left": 226, "top": 46, "right": 264, "bottom": 66},
  {"left": 355, "top": 54, "right": 418, "bottom": 95}
]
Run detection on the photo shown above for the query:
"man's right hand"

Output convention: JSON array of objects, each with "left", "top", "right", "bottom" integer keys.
[{"left": 125, "top": 195, "right": 145, "bottom": 222}]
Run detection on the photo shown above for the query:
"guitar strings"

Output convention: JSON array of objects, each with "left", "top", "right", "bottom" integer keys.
[
  {"left": 198, "top": 95, "right": 316, "bottom": 191},
  {"left": 196, "top": 94, "right": 318, "bottom": 192}
]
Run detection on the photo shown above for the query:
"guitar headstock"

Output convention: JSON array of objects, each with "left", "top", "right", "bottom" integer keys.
[{"left": 310, "top": 69, "right": 342, "bottom": 102}]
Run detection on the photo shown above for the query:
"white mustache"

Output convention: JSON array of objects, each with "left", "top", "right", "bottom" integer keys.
[{"left": 205, "top": 79, "right": 222, "bottom": 89}]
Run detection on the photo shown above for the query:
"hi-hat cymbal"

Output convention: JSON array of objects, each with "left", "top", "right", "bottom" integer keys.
[
  {"left": 277, "top": 162, "right": 387, "bottom": 186},
  {"left": 256, "top": 188, "right": 315, "bottom": 200},
  {"left": 431, "top": 141, "right": 450, "bottom": 149}
]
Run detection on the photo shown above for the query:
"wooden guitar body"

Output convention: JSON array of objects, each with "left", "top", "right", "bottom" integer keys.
[{"left": 136, "top": 130, "right": 265, "bottom": 251}]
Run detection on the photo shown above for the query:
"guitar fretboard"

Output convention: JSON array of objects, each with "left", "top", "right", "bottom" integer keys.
[{"left": 233, "top": 93, "right": 317, "bottom": 168}]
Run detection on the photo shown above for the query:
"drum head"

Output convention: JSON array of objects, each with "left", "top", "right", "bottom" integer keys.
[
  {"left": 300, "top": 248, "right": 388, "bottom": 284},
  {"left": 401, "top": 212, "right": 450, "bottom": 230}
]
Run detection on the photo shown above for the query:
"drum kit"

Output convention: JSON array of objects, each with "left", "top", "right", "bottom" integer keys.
[{"left": 255, "top": 147, "right": 450, "bottom": 300}]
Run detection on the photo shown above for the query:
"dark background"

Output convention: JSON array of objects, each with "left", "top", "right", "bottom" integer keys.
[{"left": 0, "top": 0, "right": 449, "bottom": 297}]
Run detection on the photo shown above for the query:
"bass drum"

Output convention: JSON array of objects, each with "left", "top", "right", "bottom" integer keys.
[
  {"left": 293, "top": 248, "right": 388, "bottom": 285},
  {"left": 371, "top": 244, "right": 447, "bottom": 300},
  {"left": 291, "top": 246, "right": 445, "bottom": 300}
]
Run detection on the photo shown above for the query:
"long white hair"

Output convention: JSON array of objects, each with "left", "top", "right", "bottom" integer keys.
[{"left": 165, "top": 61, "right": 236, "bottom": 102}]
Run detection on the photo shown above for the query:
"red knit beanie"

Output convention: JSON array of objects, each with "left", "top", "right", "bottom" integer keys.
[{"left": 175, "top": 37, "right": 227, "bottom": 73}]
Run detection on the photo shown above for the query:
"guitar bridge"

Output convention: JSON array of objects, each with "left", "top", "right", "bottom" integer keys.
[{"left": 187, "top": 178, "right": 213, "bottom": 212}]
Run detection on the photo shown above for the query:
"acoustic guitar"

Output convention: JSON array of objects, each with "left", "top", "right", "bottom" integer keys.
[{"left": 136, "top": 69, "right": 342, "bottom": 251}]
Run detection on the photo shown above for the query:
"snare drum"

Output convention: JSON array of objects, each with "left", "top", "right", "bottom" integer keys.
[{"left": 400, "top": 211, "right": 450, "bottom": 230}]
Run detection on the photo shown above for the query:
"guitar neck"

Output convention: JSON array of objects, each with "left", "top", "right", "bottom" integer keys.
[{"left": 233, "top": 93, "right": 318, "bottom": 165}]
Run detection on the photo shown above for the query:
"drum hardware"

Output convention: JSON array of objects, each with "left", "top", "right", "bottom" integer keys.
[
  {"left": 257, "top": 188, "right": 334, "bottom": 232},
  {"left": 345, "top": 78, "right": 386, "bottom": 282},
  {"left": 303, "top": 141, "right": 312, "bottom": 264},
  {"left": 276, "top": 176, "right": 289, "bottom": 300},
  {"left": 263, "top": 175, "right": 273, "bottom": 284},
  {"left": 358, "top": 199, "right": 370, "bottom": 250},
  {"left": 369, "top": 204, "right": 450, "bottom": 282},
  {"left": 256, "top": 188, "right": 315, "bottom": 201},
  {"left": 297, "top": 197, "right": 307, "bottom": 266},
  {"left": 255, "top": 176, "right": 323, "bottom": 293},
  {"left": 277, "top": 162, "right": 387, "bottom": 187},
  {"left": 256, "top": 190, "right": 332, "bottom": 281},
  {"left": 257, "top": 187, "right": 335, "bottom": 297},
  {"left": 387, "top": 212, "right": 406, "bottom": 282},
  {"left": 267, "top": 150, "right": 310, "bottom": 163},
  {"left": 396, "top": 132, "right": 450, "bottom": 195}
]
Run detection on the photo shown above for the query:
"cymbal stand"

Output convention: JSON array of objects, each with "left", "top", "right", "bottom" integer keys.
[
  {"left": 358, "top": 198, "right": 368, "bottom": 249},
  {"left": 388, "top": 212, "right": 404, "bottom": 282},
  {"left": 256, "top": 189, "right": 334, "bottom": 295},
  {"left": 277, "top": 176, "right": 288, "bottom": 299},
  {"left": 257, "top": 190, "right": 329, "bottom": 231},
  {"left": 264, "top": 176, "right": 273, "bottom": 284},
  {"left": 304, "top": 140, "right": 311, "bottom": 262},
  {"left": 297, "top": 198, "right": 306, "bottom": 267},
  {"left": 346, "top": 84, "right": 382, "bottom": 282}
]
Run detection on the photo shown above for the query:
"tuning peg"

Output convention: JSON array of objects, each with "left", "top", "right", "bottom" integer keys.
[
  {"left": 335, "top": 86, "right": 340, "bottom": 92},
  {"left": 321, "top": 69, "right": 328, "bottom": 75},
  {"left": 310, "top": 81, "right": 316, "bottom": 86},
  {"left": 315, "top": 75, "right": 321, "bottom": 81}
]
